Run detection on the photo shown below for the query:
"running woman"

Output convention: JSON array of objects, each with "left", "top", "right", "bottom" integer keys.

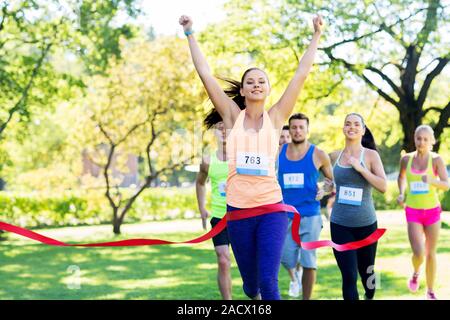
[
  {"left": 397, "top": 125, "right": 449, "bottom": 300},
  {"left": 180, "top": 14, "right": 323, "bottom": 300},
  {"left": 196, "top": 120, "right": 232, "bottom": 300},
  {"left": 329, "top": 113, "right": 387, "bottom": 300},
  {"left": 278, "top": 113, "right": 334, "bottom": 299}
]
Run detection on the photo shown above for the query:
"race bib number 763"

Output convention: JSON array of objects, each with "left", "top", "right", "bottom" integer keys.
[{"left": 236, "top": 152, "right": 269, "bottom": 176}]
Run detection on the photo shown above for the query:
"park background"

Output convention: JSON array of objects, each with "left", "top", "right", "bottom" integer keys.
[{"left": 0, "top": 0, "right": 449, "bottom": 299}]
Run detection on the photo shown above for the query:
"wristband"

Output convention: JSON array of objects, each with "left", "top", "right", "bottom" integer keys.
[{"left": 184, "top": 29, "right": 194, "bottom": 36}]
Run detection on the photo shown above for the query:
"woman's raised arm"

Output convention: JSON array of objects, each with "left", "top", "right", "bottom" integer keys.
[
  {"left": 179, "top": 15, "right": 240, "bottom": 128},
  {"left": 269, "top": 15, "right": 323, "bottom": 128}
]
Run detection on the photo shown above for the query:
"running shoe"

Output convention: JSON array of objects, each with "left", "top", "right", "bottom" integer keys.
[
  {"left": 288, "top": 280, "right": 300, "bottom": 298},
  {"left": 426, "top": 291, "right": 437, "bottom": 300},
  {"left": 296, "top": 268, "right": 303, "bottom": 291},
  {"left": 408, "top": 272, "right": 420, "bottom": 293}
]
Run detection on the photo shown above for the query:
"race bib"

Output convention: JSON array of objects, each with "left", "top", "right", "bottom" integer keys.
[
  {"left": 410, "top": 181, "right": 429, "bottom": 195},
  {"left": 338, "top": 186, "right": 363, "bottom": 206},
  {"left": 236, "top": 152, "right": 269, "bottom": 176},
  {"left": 283, "top": 173, "right": 304, "bottom": 189},
  {"left": 218, "top": 181, "right": 226, "bottom": 197}
]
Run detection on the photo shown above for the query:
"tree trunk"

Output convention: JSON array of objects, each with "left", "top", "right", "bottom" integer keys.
[
  {"left": 433, "top": 140, "right": 441, "bottom": 152},
  {"left": 398, "top": 102, "right": 422, "bottom": 153},
  {"left": 112, "top": 209, "right": 121, "bottom": 235}
]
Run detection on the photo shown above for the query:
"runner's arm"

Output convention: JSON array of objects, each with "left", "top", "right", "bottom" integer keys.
[
  {"left": 269, "top": 15, "right": 323, "bottom": 128},
  {"left": 397, "top": 155, "right": 409, "bottom": 205},
  {"left": 195, "top": 157, "right": 210, "bottom": 230},
  {"left": 317, "top": 149, "right": 335, "bottom": 194},
  {"left": 179, "top": 15, "right": 240, "bottom": 128},
  {"left": 356, "top": 150, "right": 387, "bottom": 193},
  {"left": 427, "top": 156, "right": 450, "bottom": 191}
]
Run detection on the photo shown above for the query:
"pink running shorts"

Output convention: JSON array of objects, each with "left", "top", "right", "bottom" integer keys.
[{"left": 405, "top": 206, "right": 441, "bottom": 226}]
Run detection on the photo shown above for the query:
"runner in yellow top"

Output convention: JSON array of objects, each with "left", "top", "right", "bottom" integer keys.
[
  {"left": 196, "top": 120, "right": 232, "bottom": 300},
  {"left": 180, "top": 13, "right": 323, "bottom": 300},
  {"left": 397, "top": 125, "right": 449, "bottom": 300}
]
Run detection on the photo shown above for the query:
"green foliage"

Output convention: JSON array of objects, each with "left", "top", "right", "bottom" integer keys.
[
  {"left": 78, "top": 36, "right": 205, "bottom": 176},
  {"left": 0, "top": 182, "right": 447, "bottom": 230},
  {"left": 76, "top": 0, "right": 141, "bottom": 74},
  {"left": 0, "top": 0, "right": 144, "bottom": 190},
  {"left": 373, "top": 181, "right": 402, "bottom": 210},
  {"left": 0, "top": 187, "right": 204, "bottom": 228},
  {"left": 209, "top": 0, "right": 449, "bottom": 155},
  {"left": 0, "top": 0, "right": 142, "bottom": 139},
  {"left": 441, "top": 190, "right": 450, "bottom": 211}
]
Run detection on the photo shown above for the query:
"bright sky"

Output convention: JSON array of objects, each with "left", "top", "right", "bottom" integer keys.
[{"left": 137, "top": 0, "right": 227, "bottom": 36}]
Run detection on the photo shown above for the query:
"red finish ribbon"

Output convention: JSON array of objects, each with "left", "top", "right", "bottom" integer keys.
[
  {"left": 0, "top": 203, "right": 385, "bottom": 251},
  {"left": 226, "top": 203, "right": 386, "bottom": 252},
  {"left": 0, "top": 219, "right": 227, "bottom": 247}
]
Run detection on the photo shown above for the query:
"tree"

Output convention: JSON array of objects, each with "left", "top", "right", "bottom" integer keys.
[
  {"left": 204, "top": 0, "right": 449, "bottom": 152},
  {"left": 78, "top": 37, "right": 205, "bottom": 234},
  {"left": 0, "top": 0, "right": 141, "bottom": 139},
  {"left": 312, "top": 0, "right": 450, "bottom": 152}
]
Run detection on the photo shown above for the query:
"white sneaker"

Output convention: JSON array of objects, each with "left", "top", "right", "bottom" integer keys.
[
  {"left": 295, "top": 268, "right": 303, "bottom": 291},
  {"left": 288, "top": 280, "right": 300, "bottom": 297}
]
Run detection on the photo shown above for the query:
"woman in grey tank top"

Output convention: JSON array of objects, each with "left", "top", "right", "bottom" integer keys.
[{"left": 329, "top": 113, "right": 387, "bottom": 300}]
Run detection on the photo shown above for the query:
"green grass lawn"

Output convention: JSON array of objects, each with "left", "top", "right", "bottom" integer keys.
[{"left": 1, "top": 210, "right": 449, "bottom": 300}]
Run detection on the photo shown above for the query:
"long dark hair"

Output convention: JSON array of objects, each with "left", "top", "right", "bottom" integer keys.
[
  {"left": 345, "top": 113, "right": 377, "bottom": 151},
  {"left": 362, "top": 127, "right": 377, "bottom": 151},
  {"left": 203, "top": 68, "right": 267, "bottom": 129}
]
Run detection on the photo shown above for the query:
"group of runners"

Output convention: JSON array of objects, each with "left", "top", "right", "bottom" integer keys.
[{"left": 180, "top": 14, "right": 450, "bottom": 300}]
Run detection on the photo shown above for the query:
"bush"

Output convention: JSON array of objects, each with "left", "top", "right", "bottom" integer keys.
[
  {"left": 373, "top": 181, "right": 402, "bottom": 210},
  {"left": 441, "top": 191, "right": 450, "bottom": 211},
  {"left": 373, "top": 181, "right": 450, "bottom": 211},
  {"left": 0, "top": 187, "right": 205, "bottom": 228},
  {"left": 1, "top": 185, "right": 447, "bottom": 229}
]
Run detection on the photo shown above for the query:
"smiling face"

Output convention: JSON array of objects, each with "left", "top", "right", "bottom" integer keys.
[
  {"left": 240, "top": 69, "right": 270, "bottom": 102},
  {"left": 343, "top": 114, "right": 365, "bottom": 141},
  {"left": 414, "top": 127, "right": 435, "bottom": 152}
]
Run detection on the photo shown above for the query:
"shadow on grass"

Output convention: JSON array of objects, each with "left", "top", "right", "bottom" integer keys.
[
  {"left": 0, "top": 233, "right": 248, "bottom": 300},
  {"left": 278, "top": 262, "right": 411, "bottom": 300},
  {"left": 1, "top": 226, "right": 448, "bottom": 300}
]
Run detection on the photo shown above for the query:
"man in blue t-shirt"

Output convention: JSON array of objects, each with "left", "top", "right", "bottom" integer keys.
[{"left": 278, "top": 113, "right": 334, "bottom": 300}]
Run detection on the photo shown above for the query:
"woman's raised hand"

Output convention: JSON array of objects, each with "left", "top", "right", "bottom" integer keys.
[
  {"left": 312, "top": 15, "right": 323, "bottom": 34},
  {"left": 179, "top": 15, "right": 193, "bottom": 32}
]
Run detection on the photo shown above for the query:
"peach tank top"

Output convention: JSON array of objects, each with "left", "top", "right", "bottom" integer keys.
[{"left": 226, "top": 110, "right": 282, "bottom": 208}]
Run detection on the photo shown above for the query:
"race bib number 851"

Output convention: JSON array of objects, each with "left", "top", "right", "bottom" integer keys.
[{"left": 338, "top": 186, "right": 363, "bottom": 206}]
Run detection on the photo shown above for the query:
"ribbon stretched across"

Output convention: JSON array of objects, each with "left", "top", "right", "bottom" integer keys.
[{"left": 0, "top": 203, "right": 385, "bottom": 251}]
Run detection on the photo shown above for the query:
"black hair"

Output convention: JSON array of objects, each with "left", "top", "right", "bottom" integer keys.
[
  {"left": 203, "top": 108, "right": 223, "bottom": 130},
  {"left": 288, "top": 113, "right": 310, "bottom": 127},
  {"left": 282, "top": 125, "right": 290, "bottom": 131},
  {"left": 345, "top": 113, "right": 377, "bottom": 151},
  {"left": 362, "top": 127, "right": 377, "bottom": 151},
  {"left": 203, "top": 68, "right": 268, "bottom": 130}
]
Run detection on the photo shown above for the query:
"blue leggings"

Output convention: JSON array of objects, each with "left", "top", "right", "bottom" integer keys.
[{"left": 227, "top": 205, "right": 288, "bottom": 300}]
